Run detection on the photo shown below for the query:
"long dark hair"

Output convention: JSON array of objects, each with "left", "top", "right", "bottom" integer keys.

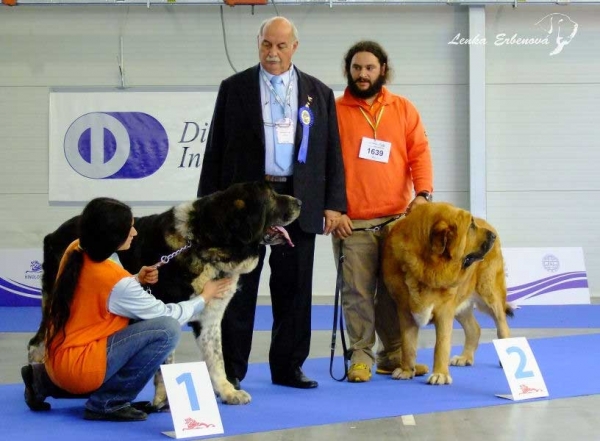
[{"left": 45, "top": 197, "right": 133, "bottom": 351}]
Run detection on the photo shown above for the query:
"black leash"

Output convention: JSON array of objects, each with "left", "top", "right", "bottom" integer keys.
[
  {"left": 329, "top": 214, "right": 404, "bottom": 382},
  {"left": 329, "top": 239, "right": 350, "bottom": 381},
  {"left": 351, "top": 214, "right": 402, "bottom": 233}
]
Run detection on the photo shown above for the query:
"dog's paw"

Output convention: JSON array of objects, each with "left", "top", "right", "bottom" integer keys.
[
  {"left": 427, "top": 373, "right": 453, "bottom": 385},
  {"left": 415, "top": 364, "right": 430, "bottom": 376},
  {"left": 153, "top": 387, "right": 168, "bottom": 410},
  {"left": 391, "top": 367, "right": 415, "bottom": 380},
  {"left": 450, "top": 355, "right": 474, "bottom": 367},
  {"left": 221, "top": 388, "right": 251, "bottom": 405},
  {"left": 152, "top": 398, "right": 170, "bottom": 411},
  {"left": 28, "top": 345, "right": 45, "bottom": 364}
]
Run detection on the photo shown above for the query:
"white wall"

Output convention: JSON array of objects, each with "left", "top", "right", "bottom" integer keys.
[
  {"left": 484, "top": 6, "right": 600, "bottom": 297},
  {"left": 0, "top": 4, "right": 598, "bottom": 297}
]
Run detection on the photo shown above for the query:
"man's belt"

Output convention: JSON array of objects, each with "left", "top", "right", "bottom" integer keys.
[{"left": 265, "top": 175, "right": 290, "bottom": 183}]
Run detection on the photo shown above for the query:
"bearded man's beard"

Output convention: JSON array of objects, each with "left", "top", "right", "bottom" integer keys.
[{"left": 347, "top": 74, "right": 386, "bottom": 99}]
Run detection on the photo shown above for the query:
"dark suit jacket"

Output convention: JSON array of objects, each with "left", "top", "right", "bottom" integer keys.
[{"left": 198, "top": 64, "right": 347, "bottom": 234}]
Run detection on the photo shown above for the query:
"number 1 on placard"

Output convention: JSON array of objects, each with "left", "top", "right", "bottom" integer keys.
[{"left": 176, "top": 372, "right": 200, "bottom": 411}]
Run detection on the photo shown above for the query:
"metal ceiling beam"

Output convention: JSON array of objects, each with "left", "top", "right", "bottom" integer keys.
[{"left": 11, "top": 0, "right": 600, "bottom": 5}]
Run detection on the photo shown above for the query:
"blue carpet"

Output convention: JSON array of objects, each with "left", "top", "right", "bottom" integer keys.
[
  {"left": 1, "top": 333, "right": 599, "bottom": 440},
  {"left": 1, "top": 304, "right": 600, "bottom": 333}
]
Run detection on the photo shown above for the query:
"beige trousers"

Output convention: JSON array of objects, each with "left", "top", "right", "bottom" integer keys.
[{"left": 331, "top": 216, "right": 402, "bottom": 367}]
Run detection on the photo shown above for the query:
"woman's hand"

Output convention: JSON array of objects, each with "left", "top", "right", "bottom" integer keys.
[
  {"left": 201, "top": 278, "right": 235, "bottom": 303},
  {"left": 137, "top": 266, "right": 159, "bottom": 285}
]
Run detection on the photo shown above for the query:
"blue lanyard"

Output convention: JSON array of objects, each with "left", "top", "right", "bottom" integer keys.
[{"left": 261, "top": 68, "right": 295, "bottom": 117}]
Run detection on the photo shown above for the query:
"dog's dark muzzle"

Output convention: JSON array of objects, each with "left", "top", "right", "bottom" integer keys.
[{"left": 463, "top": 230, "right": 496, "bottom": 269}]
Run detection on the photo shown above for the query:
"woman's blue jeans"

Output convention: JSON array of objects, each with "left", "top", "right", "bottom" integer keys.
[{"left": 85, "top": 316, "right": 181, "bottom": 413}]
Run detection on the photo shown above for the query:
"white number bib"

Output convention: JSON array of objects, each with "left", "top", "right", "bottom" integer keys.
[
  {"left": 276, "top": 118, "right": 295, "bottom": 144},
  {"left": 358, "top": 137, "right": 391, "bottom": 163}
]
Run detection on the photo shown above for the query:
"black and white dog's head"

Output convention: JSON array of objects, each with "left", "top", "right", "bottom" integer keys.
[
  {"left": 39, "top": 181, "right": 301, "bottom": 301},
  {"left": 175, "top": 181, "right": 301, "bottom": 248}
]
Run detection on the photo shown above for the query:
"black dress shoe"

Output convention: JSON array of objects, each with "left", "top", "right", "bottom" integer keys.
[
  {"left": 84, "top": 405, "right": 148, "bottom": 422},
  {"left": 227, "top": 376, "right": 241, "bottom": 391},
  {"left": 272, "top": 368, "right": 318, "bottom": 389},
  {"left": 21, "top": 365, "right": 51, "bottom": 411}
]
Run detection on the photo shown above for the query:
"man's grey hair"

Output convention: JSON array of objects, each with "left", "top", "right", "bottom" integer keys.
[{"left": 258, "top": 17, "right": 299, "bottom": 42}]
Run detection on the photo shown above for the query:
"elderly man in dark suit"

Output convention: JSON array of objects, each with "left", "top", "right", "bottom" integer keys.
[{"left": 198, "top": 16, "right": 346, "bottom": 390}]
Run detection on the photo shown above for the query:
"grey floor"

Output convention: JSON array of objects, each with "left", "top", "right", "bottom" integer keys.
[{"left": 2, "top": 297, "right": 600, "bottom": 441}]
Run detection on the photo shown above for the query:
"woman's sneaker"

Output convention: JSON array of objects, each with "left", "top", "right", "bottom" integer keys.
[{"left": 348, "top": 363, "right": 372, "bottom": 383}]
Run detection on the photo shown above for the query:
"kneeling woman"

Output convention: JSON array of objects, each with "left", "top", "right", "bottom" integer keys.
[{"left": 22, "top": 197, "right": 232, "bottom": 422}]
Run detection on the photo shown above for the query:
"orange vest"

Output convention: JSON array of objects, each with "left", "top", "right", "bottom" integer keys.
[{"left": 45, "top": 240, "right": 131, "bottom": 394}]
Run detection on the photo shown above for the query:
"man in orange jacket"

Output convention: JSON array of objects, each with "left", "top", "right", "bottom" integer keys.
[{"left": 333, "top": 41, "right": 434, "bottom": 383}]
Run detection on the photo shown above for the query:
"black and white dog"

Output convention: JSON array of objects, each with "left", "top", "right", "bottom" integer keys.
[{"left": 28, "top": 181, "right": 301, "bottom": 406}]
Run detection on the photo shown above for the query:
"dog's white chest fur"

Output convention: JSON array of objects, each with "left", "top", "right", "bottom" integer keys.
[
  {"left": 455, "top": 297, "right": 475, "bottom": 316},
  {"left": 412, "top": 305, "right": 434, "bottom": 327}
]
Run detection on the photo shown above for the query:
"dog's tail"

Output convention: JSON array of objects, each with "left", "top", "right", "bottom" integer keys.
[{"left": 505, "top": 303, "right": 516, "bottom": 318}]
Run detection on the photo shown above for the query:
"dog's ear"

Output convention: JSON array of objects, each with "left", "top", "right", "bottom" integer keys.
[
  {"left": 230, "top": 197, "right": 267, "bottom": 245},
  {"left": 430, "top": 220, "right": 456, "bottom": 256}
]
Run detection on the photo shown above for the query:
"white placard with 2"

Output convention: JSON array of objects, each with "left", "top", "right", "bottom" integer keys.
[
  {"left": 493, "top": 337, "right": 549, "bottom": 401},
  {"left": 160, "top": 361, "right": 224, "bottom": 439}
]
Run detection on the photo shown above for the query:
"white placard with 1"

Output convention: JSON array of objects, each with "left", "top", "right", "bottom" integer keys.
[{"left": 160, "top": 362, "right": 224, "bottom": 439}]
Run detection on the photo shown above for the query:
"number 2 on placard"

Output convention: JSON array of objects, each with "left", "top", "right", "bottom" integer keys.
[
  {"left": 176, "top": 372, "right": 200, "bottom": 411},
  {"left": 506, "top": 346, "right": 534, "bottom": 379}
]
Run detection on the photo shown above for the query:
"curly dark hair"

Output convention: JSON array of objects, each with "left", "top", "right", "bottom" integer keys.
[
  {"left": 342, "top": 40, "right": 392, "bottom": 83},
  {"left": 45, "top": 197, "right": 133, "bottom": 351}
]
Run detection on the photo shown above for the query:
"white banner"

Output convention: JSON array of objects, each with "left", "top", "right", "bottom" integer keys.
[
  {"left": 504, "top": 247, "right": 589, "bottom": 305},
  {"left": 0, "top": 249, "right": 43, "bottom": 306},
  {"left": 49, "top": 89, "right": 217, "bottom": 203}
]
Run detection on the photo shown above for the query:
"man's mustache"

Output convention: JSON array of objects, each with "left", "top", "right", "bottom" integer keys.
[{"left": 266, "top": 56, "right": 281, "bottom": 62}]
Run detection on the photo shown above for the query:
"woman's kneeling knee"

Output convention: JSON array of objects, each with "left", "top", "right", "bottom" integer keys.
[{"left": 149, "top": 316, "right": 182, "bottom": 347}]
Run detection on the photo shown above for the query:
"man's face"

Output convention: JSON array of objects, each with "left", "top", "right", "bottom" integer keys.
[
  {"left": 258, "top": 19, "right": 298, "bottom": 76},
  {"left": 347, "top": 51, "right": 386, "bottom": 100}
]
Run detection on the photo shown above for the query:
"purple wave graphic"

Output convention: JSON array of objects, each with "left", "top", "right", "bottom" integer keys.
[
  {"left": 507, "top": 272, "right": 588, "bottom": 302},
  {"left": 508, "top": 271, "right": 586, "bottom": 293},
  {"left": 0, "top": 277, "right": 41, "bottom": 296}
]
